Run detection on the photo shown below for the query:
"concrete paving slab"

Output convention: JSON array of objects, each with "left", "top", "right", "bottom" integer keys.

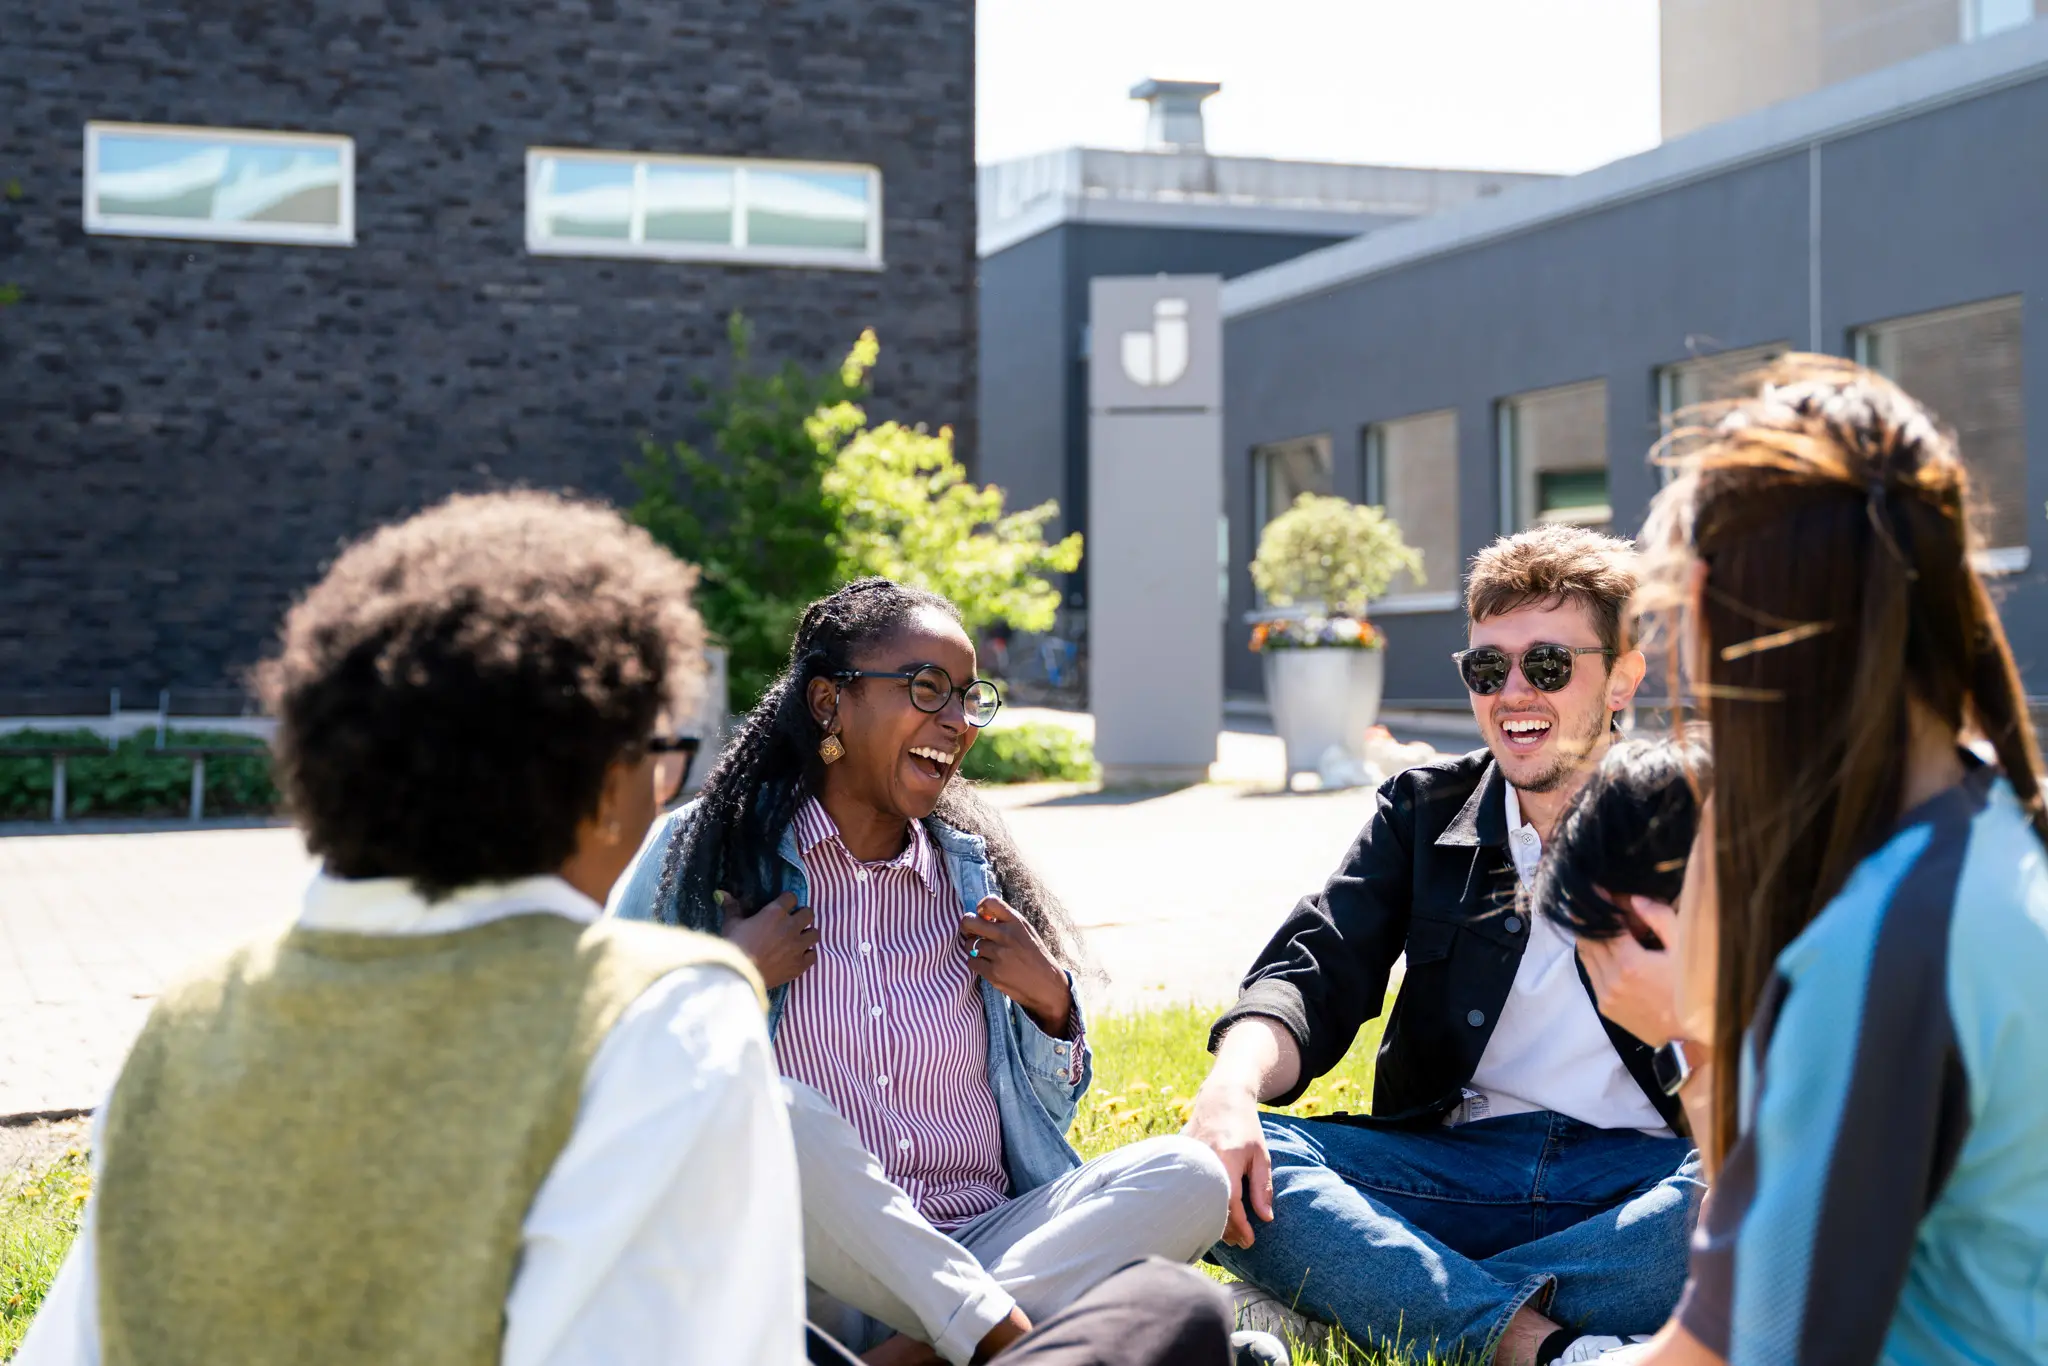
[{"left": 1, "top": 734, "right": 1408, "bottom": 1117}]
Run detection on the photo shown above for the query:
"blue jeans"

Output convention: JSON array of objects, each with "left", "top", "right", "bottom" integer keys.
[{"left": 1211, "top": 1111, "right": 1703, "bottom": 1363}]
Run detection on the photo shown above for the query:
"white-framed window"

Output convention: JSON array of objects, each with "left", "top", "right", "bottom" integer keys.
[
  {"left": 1964, "top": 0, "right": 2034, "bottom": 41},
  {"left": 526, "top": 148, "right": 882, "bottom": 270},
  {"left": 84, "top": 122, "right": 354, "bottom": 246},
  {"left": 1364, "top": 410, "right": 1461, "bottom": 613},
  {"left": 1854, "top": 295, "right": 2028, "bottom": 569},
  {"left": 1497, "top": 379, "right": 1610, "bottom": 534}
]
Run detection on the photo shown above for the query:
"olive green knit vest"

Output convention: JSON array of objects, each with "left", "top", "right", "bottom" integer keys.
[{"left": 95, "top": 912, "right": 763, "bottom": 1366}]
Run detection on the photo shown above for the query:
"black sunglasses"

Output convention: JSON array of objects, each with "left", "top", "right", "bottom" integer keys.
[
  {"left": 1453, "top": 644, "right": 1614, "bottom": 696},
  {"left": 646, "top": 734, "right": 700, "bottom": 804},
  {"left": 832, "top": 664, "right": 1002, "bottom": 728}
]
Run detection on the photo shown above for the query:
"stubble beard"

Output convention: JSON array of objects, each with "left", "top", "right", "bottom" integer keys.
[{"left": 1508, "top": 705, "right": 1613, "bottom": 795}]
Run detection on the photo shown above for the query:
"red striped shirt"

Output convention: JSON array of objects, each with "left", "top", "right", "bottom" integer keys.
[{"left": 776, "top": 797, "right": 1011, "bottom": 1229}]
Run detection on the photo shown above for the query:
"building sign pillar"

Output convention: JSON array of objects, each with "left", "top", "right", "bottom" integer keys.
[{"left": 1086, "top": 275, "right": 1224, "bottom": 785}]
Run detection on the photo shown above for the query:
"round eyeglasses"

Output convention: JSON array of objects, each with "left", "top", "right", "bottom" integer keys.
[
  {"left": 1452, "top": 644, "right": 1614, "bottom": 696},
  {"left": 832, "top": 665, "right": 1003, "bottom": 727},
  {"left": 645, "top": 734, "right": 700, "bottom": 807}
]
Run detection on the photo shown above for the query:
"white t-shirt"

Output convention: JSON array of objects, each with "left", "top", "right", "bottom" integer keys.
[{"left": 1461, "top": 785, "right": 1673, "bottom": 1134}]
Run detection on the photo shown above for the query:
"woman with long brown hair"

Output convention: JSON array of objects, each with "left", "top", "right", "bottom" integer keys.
[{"left": 1621, "top": 356, "right": 2048, "bottom": 1365}]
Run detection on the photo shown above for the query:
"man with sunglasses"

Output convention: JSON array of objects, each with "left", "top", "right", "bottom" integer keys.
[{"left": 1189, "top": 526, "right": 1704, "bottom": 1366}]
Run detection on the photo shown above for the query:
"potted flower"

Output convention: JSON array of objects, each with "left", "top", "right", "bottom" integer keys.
[{"left": 1249, "top": 493, "right": 1424, "bottom": 784}]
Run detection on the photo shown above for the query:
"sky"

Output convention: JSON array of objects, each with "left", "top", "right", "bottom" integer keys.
[{"left": 976, "top": 0, "right": 1662, "bottom": 175}]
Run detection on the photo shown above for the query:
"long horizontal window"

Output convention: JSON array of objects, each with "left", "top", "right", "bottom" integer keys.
[
  {"left": 526, "top": 149, "right": 882, "bottom": 269},
  {"left": 84, "top": 122, "right": 353, "bottom": 245}
]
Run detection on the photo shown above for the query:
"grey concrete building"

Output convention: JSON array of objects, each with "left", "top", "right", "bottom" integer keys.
[
  {"left": 0, "top": 0, "right": 974, "bottom": 696},
  {"left": 1223, "top": 20, "right": 2048, "bottom": 707},
  {"left": 976, "top": 83, "right": 1549, "bottom": 629},
  {"left": 1662, "top": 0, "right": 2044, "bottom": 138}
]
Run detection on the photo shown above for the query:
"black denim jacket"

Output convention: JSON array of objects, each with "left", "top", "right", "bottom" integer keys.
[{"left": 1210, "top": 747, "right": 1683, "bottom": 1130}]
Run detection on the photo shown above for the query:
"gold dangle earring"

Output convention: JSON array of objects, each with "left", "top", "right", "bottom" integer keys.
[{"left": 818, "top": 686, "right": 846, "bottom": 763}]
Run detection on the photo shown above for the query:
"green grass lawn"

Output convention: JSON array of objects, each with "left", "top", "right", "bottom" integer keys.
[
  {"left": 1, "top": 1001, "right": 1452, "bottom": 1363},
  {"left": 1, "top": 1149, "right": 88, "bottom": 1359},
  {"left": 1072, "top": 1002, "right": 1470, "bottom": 1366}
]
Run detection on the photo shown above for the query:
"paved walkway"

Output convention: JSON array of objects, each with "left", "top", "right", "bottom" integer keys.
[{"left": 1, "top": 731, "right": 1405, "bottom": 1118}]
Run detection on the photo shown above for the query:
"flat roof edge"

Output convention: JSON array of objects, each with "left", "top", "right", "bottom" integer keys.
[
  {"left": 976, "top": 196, "right": 1398, "bottom": 259},
  {"left": 977, "top": 145, "right": 1552, "bottom": 181},
  {"left": 1221, "top": 21, "right": 2048, "bottom": 320}
]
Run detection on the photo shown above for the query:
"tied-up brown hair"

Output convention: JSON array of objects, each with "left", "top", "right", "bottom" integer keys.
[{"left": 1636, "top": 354, "right": 2047, "bottom": 1169}]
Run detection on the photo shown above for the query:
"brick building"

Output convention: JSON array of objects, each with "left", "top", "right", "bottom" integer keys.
[{"left": 0, "top": 0, "right": 976, "bottom": 695}]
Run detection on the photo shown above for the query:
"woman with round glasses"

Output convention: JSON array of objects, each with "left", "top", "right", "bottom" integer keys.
[{"left": 609, "top": 577, "right": 1232, "bottom": 1366}]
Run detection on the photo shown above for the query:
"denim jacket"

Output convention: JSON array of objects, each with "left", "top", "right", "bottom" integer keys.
[{"left": 608, "top": 801, "right": 1090, "bottom": 1196}]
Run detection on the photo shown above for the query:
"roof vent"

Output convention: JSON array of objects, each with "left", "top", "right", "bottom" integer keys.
[{"left": 1129, "top": 78, "right": 1222, "bottom": 153}]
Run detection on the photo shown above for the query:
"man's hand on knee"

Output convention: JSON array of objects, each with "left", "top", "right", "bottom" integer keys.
[
  {"left": 1189, "top": 1020, "right": 1297, "bottom": 1248},
  {"left": 1187, "top": 1080, "right": 1273, "bottom": 1248}
]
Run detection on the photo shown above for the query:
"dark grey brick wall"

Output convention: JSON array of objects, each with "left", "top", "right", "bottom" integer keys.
[{"left": 0, "top": 0, "right": 976, "bottom": 695}]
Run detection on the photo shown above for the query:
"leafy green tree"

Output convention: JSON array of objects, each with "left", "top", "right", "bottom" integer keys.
[
  {"left": 626, "top": 315, "right": 877, "bottom": 709},
  {"left": 629, "top": 319, "right": 1082, "bottom": 709},
  {"left": 821, "top": 409, "right": 1083, "bottom": 635}
]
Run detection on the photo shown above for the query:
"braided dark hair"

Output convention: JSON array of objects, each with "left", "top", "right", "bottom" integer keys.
[{"left": 652, "top": 577, "right": 1087, "bottom": 971}]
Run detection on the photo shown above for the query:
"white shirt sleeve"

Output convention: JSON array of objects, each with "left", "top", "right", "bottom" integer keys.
[
  {"left": 504, "top": 963, "right": 806, "bottom": 1366},
  {"left": 12, "top": 967, "right": 804, "bottom": 1366}
]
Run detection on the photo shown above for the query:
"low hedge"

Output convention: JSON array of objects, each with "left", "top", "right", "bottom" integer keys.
[
  {"left": 960, "top": 721, "right": 1098, "bottom": 784},
  {"left": 0, "top": 729, "right": 279, "bottom": 820},
  {"left": 0, "top": 720, "right": 1095, "bottom": 819}
]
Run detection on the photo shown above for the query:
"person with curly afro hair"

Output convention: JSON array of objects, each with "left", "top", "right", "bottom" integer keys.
[{"left": 17, "top": 490, "right": 807, "bottom": 1366}]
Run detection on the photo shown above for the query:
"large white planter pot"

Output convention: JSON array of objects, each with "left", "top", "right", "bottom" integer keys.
[{"left": 1262, "top": 647, "right": 1386, "bottom": 784}]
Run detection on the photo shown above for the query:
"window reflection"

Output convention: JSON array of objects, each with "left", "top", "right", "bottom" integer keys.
[
  {"left": 1499, "top": 379, "right": 1610, "bottom": 534},
  {"left": 527, "top": 149, "right": 879, "bottom": 266},
  {"left": 1857, "top": 298, "right": 2026, "bottom": 556},
  {"left": 93, "top": 131, "right": 346, "bottom": 229},
  {"left": 746, "top": 169, "right": 870, "bottom": 251},
  {"left": 533, "top": 157, "right": 633, "bottom": 240},
  {"left": 1364, "top": 411, "right": 1458, "bottom": 601},
  {"left": 644, "top": 165, "right": 734, "bottom": 244}
]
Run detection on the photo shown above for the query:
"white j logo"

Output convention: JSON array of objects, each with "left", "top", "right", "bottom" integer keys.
[{"left": 1119, "top": 298, "right": 1190, "bottom": 389}]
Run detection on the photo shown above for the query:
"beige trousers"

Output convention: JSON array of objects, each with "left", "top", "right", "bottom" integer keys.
[{"left": 783, "top": 1080, "right": 1230, "bottom": 1365}]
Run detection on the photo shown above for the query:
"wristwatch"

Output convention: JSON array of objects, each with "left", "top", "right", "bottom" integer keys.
[{"left": 1652, "top": 1039, "right": 1696, "bottom": 1097}]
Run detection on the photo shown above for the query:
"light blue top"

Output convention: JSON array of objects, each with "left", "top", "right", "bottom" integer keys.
[
  {"left": 609, "top": 802, "right": 1090, "bottom": 1197},
  {"left": 1682, "top": 771, "right": 2048, "bottom": 1365}
]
